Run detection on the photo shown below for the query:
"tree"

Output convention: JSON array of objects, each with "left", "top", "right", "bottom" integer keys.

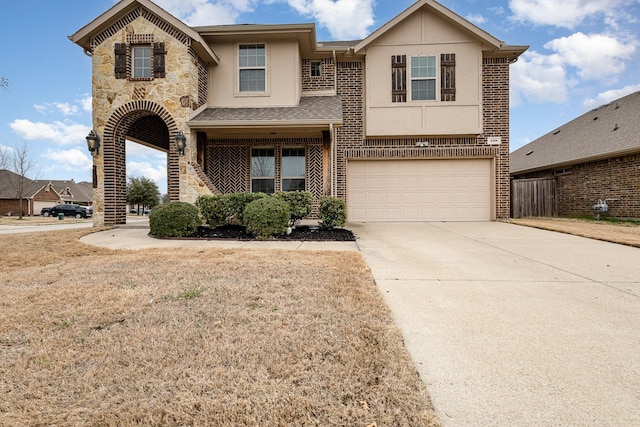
[
  {"left": 126, "top": 176, "right": 161, "bottom": 214},
  {"left": 6, "top": 142, "right": 39, "bottom": 219}
]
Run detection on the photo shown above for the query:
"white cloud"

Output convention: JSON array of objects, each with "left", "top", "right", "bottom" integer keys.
[
  {"left": 78, "top": 96, "right": 92, "bottom": 113},
  {"left": 153, "top": 0, "right": 253, "bottom": 26},
  {"left": 582, "top": 84, "right": 640, "bottom": 109},
  {"left": 465, "top": 13, "right": 486, "bottom": 25},
  {"left": 42, "top": 148, "right": 92, "bottom": 170},
  {"left": 510, "top": 51, "right": 569, "bottom": 105},
  {"left": 509, "top": 0, "right": 633, "bottom": 28},
  {"left": 54, "top": 102, "right": 79, "bottom": 116},
  {"left": 286, "top": 0, "right": 374, "bottom": 39},
  {"left": 544, "top": 32, "right": 636, "bottom": 81},
  {"left": 9, "top": 119, "right": 91, "bottom": 146}
]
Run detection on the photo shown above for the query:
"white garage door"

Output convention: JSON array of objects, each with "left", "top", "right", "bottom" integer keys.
[{"left": 347, "top": 159, "right": 492, "bottom": 222}]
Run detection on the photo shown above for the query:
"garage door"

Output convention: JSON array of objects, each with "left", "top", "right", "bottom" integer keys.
[{"left": 347, "top": 159, "right": 492, "bottom": 221}]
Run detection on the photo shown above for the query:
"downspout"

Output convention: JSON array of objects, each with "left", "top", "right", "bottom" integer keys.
[
  {"left": 330, "top": 123, "right": 335, "bottom": 197},
  {"left": 332, "top": 50, "right": 337, "bottom": 93}
]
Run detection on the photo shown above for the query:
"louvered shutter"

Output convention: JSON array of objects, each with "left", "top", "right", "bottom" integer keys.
[
  {"left": 391, "top": 55, "right": 407, "bottom": 103},
  {"left": 153, "top": 43, "right": 166, "bottom": 78},
  {"left": 440, "top": 53, "right": 456, "bottom": 102},
  {"left": 114, "top": 43, "right": 127, "bottom": 79}
]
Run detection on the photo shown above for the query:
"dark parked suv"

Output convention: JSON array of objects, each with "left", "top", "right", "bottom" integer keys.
[{"left": 41, "top": 204, "right": 92, "bottom": 219}]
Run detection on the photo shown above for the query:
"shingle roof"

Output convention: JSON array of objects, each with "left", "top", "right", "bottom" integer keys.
[
  {"left": 0, "top": 170, "right": 92, "bottom": 202},
  {"left": 0, "top": 169, "right": 39, "bottom": 199},
  {"left": 188, "top": 95, "right": 343, "bottom": 126},
  {"left": 511, "top": 91, "right": 640, "bottom": 174}
]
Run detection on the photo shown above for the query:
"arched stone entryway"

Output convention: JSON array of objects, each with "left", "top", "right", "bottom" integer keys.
[{"left": 102, "top": 101, "right": 180, "bottom": 225}]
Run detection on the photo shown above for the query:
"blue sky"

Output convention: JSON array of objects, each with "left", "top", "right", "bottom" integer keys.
[{"left": 1, "top": 0, "right": 639, "bottom": 195}]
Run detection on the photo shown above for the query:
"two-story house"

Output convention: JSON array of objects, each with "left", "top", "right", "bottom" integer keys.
[{"left": 70, "top": 0, "right": 526, "bottom": 226}]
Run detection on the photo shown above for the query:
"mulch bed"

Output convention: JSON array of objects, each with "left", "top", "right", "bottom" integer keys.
[{"left": 194, "top": 224, "right": 356, "bottom": 241}]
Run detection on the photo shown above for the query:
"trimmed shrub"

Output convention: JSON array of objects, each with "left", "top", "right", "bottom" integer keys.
[
  {"left": 149, "top": 202, "right": 200, "bottom": 238},
  {"left": 195, "top": 195, "right": 229, "bottom": 227},
  {"left": 273, "top": 191, "right": 312, "bottom": 226},
  {"left": 319, "top": 196, "right": 346, "bottom": 230},
  {"left": 244, "top": 197, "right": 290, "bottom": 240},
  {"left": 226, "top": 192, "right": 267, "bottom": 225}
]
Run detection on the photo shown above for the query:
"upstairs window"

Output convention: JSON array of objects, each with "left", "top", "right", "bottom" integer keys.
[
  {"left": 310, "top": 60, "right": 322, "bottom": 77},
  {"left": 411, "top": 56, "right": 436, "bottom": 101},
  {"left": 132, "top": 46, "right": 152, "bottom": 79},
  {"left": 114, "top": 38, "right": 165, "bottom": 80},
  {"left": 239, "top": 44, "right": 266, "bottom": 93}
]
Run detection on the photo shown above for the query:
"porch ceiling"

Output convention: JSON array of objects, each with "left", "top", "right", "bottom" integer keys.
[{"left": 187, "top": 96, "right": 343, "bottom": 131}]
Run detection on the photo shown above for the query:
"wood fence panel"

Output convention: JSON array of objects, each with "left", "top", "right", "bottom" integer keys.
[{"left": 511, "top": 178, "right": 557, "bottom": 217}]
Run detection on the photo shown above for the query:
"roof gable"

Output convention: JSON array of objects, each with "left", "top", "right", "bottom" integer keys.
[
  {"left": 511, "top": 91, "right": 640, "bottom": 174},
  {"left": 355, "top": 0, "right": 503, "bottom": 54},
  {"left": 69, "top": 0, "right": 218, "bottom": 64}
]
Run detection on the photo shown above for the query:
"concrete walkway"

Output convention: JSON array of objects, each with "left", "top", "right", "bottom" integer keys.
[{"left": 351, "top": 221, "right": 640, "bottom": 426}]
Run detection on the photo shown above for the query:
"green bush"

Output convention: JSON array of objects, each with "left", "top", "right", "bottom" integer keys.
[
  {"left": 196, "top": 192, "right": 268, "bottom": 226},
  {"left": 149, "top": 202, "right": 201, "bottom": 238},
  {"left": 226, "top": 192, "right": 267, "bottom": 225},
  {"left": 319, "top": 196, "right": 346, "bottom": 230},
  {"left": 196, "top": 194, "right": 230, "bottom": 227},
  {"left": 273, "top": 191, "right": 312, "bottom": 226},
  {"left": 244, "top": 197, "right": 290, "bottom": 240}
]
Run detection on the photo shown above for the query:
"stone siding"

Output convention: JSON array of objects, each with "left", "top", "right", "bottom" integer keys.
[{"left": 90, "top": 10, "right": 211, "bottom": 225}]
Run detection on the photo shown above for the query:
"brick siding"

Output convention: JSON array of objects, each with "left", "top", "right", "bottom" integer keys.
[{"left": 515, "top": 153, "right": 640, "bottom": 218}]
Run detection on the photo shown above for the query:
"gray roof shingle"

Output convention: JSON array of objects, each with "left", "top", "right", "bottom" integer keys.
[
  {"left": 510, "top": 91, "right": 640, "bottom": 174},
  {"left": 189, "top": 95, "right": 343, "bottom": 126}
]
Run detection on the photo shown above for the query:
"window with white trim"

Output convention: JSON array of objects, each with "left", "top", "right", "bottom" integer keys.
[
  {"left": 132, "top": 46, "right": 152, "bottom": 79},
  {"left": 410, "top": 56, "right": 436, "bottom": 101},
  {"left": 239, "top": 44, "right": 266, "bottom": 93},
  {"left": 251, "top": 148, "right": 275, "bottom": 193},
  {"left": 310, "top": 60, "right": 322, "bottom": 78},
  {"left": 282, "top": 148, "right": 306, "bottom": 191}
]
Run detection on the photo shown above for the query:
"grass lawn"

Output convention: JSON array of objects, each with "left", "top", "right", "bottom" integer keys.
[{"left": 0, "top": 228, "right": 440, "bottom": 426}]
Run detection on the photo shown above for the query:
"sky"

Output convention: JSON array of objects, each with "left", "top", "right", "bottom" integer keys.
[{"left": 1, "top": 0, "right": 639, "bottom": 195}]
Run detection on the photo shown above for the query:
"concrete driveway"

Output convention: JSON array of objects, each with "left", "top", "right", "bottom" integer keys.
[{"left": 351, "top": 221, "right": 640, "bottom": 427}]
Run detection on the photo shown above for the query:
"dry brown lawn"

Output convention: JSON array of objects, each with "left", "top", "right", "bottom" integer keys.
[
  {"left": 0, "top": 228, "right": 440, "bottom": 426},
  {"left": 511, "top": 217, "right": 640, "bottom": 247}
]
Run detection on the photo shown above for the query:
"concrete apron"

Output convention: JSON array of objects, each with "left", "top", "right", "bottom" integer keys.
[{"left": 350, "top": 221, "right": 640, "bottom": 427}]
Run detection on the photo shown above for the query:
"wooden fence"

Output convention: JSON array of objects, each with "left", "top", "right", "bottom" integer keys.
[{"left": 511, "top": 178, "right": 557, "bottom": 218}]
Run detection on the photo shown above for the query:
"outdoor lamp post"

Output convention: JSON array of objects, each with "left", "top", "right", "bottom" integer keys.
[
  {"left": 86, "top": 130, "right": 100, "bottom": 156},
  {"left": 175, "top": 131, "right": 187, "bottom": 156}
]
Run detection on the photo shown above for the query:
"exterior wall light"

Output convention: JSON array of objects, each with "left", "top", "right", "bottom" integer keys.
[
  {"left": 86, "top": 130, "right": 101, "bottom": 156},
  {"left": 175, "top": 131, "right": 187, "bottom": 156}
]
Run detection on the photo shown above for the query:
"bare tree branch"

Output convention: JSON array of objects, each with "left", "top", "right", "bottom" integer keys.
[
  {"left": 11, "top": 142, "right": 39, "bottom": 219},
  {"left": 0, "top": 77, "right": 8, "bottom": 90}
]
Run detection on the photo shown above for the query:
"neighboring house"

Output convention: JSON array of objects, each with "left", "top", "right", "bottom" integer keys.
[
  {"left": 70, "top": 0, "right": 526, "bottom": 226},
  {"left": 511, "top": 91, "right": 640, "bottom": 219},
  {"left": 0, "top": 169, "right": 93, "bottom": 216}
]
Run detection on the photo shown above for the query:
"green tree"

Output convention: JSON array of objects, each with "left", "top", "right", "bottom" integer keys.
[{"left": 126, "top": 176, "right": 160, "bottom": 214}]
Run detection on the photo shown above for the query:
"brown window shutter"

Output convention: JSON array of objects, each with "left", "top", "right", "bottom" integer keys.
[
  {"left": 440, "top": 53, "right": 456, "bottom": 101},
  {"left": 391, "top": 55, "right": 407, "bottom": 103},
  {"left": 114, "top": 43, "right": 127, "bottom": 79},
  {"left": 153, "top": 42, "right": 166, "bottom": 78}
]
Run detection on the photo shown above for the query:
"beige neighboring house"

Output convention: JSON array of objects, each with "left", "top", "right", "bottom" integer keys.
[
  {"left": 0, "top": 169, "right": 93, "bottom": 216},
  {"left": 70, "top": 0, "right": 526, "bottom": 226}
]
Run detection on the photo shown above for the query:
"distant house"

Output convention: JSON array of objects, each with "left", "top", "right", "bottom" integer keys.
[
  {"left": 510, "top": 91, "right": 640, "bottom": 218},
  {"left": 70, "top": 0, "right": 526, "bottom": 225},
  {"left": 0, "top": 169, "right": 93, "bottom": 216}
]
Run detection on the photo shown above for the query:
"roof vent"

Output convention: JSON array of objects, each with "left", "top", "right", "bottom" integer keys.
[
  {"left": 593, "top": 117, "right": 598, "bottom": 121},
  {"left": 553, "top": 130, "right": 561, "bottom": 135},
  {"left": 526, "top": 150, "right": 534, "bottom": 156},
  {"left": 614, "top": 102, "right": 619, "bottom": 110},
  {"left": 613, "top": 123, "right": 619, "bottom": 131}
]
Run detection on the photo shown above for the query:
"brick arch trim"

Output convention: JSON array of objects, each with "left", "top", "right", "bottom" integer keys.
[
  {"left": 104, "top": 100, "right": 178, "bottom": 140},
  {"left": 101, "top": 101, "right": 181, "bottom": 225}
]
